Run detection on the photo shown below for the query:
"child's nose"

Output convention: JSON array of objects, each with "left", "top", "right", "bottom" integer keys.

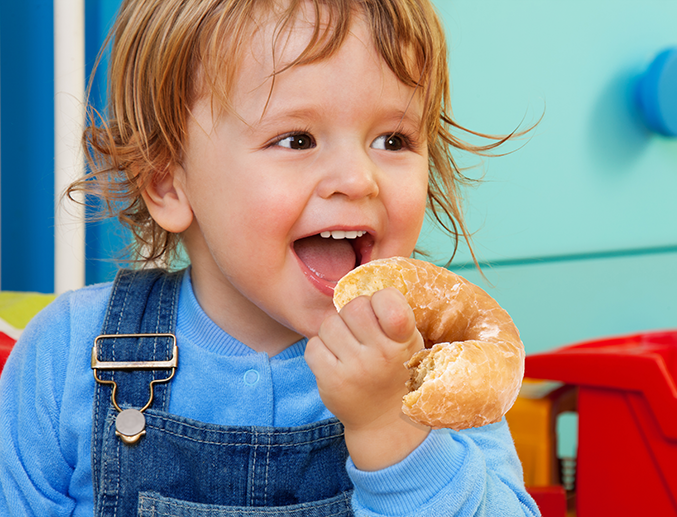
[{"left": 316, "top": 147, "right": 379, "bottom": 201}]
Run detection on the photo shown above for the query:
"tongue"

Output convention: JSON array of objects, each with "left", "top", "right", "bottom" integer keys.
[{"left": 294, "top": 235, "right": 357, "bottom": 282}]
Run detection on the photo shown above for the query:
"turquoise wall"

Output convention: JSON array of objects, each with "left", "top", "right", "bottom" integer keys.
[{"left": 422, "top": 0, "right": 677, "bottom": 354}]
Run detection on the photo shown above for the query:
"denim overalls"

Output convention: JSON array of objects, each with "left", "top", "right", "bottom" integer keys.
[{"left": 92, "top": 269, "right": 354, "bottom": 516}]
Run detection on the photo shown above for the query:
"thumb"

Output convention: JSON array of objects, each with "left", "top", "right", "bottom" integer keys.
[{"left": 370, "top": 287, "right": 419, "bottom": 344}]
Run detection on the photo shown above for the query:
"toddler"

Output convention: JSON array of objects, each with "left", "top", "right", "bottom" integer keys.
[{"left": 0, "top": 0, "right": 539, "bottom": 516}]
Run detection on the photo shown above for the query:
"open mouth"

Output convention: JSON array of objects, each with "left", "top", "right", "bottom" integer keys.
[{"left": 293, "top": 230, "right": 374, "bottom": 292}]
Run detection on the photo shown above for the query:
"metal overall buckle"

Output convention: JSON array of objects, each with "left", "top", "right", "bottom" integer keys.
[{"left": 91, "top": 333, "right": 178, "bottom": 445}]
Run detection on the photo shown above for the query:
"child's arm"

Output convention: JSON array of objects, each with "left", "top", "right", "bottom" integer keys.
[
  {"left": 305, "top": 287, "right": 430, "bottom": 471},
  {"left": 306, "top": 288, "right": 540, "bottom": 516},
  {"left": 0, "top": 294, "right": 81, "bottom": 516},
  {"left": 347, "top": 420, "right": 541, "bottom": 517}
]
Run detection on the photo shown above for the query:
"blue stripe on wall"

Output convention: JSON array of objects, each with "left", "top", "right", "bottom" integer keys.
[
  {"left": 83, "top": 0, "right": 127, "bottom": 285},
  {"left": 1, "top": 0, "right": 55, "bottom": 293},
  {"left": 1, "top": 0, "right": 127, "bottom": 292}
]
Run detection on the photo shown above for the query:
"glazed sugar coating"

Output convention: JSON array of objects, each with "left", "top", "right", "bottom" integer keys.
[{"left": 333, "top": 257, "right": 525, "bottom": 430}]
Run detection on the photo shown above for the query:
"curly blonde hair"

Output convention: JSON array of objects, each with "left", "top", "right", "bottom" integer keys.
[{"left": 70, "top": 0, "right": 515, "bottom": 268}]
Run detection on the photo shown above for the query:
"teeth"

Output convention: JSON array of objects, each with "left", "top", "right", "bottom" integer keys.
[{"left": 320, "top": 230, "right": 366, "bottom": 239}]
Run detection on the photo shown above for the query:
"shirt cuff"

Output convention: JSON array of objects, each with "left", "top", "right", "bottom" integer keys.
[{"left": 346, "top": 428, "right": 465, "bottom": 515}]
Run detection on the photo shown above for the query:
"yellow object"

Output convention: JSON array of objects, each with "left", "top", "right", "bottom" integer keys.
[
  {"left": 0, "top": 292, "right": 56, "bottom": 330},
  {"left": 505, "top": 378, "right": 576, "bottom": 488}
]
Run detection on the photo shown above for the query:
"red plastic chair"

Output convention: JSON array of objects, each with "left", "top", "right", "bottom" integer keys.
[
  {"left": 526, "top": 330, "right": 677, "bottom": 517},
  {"left": 0, "top": 331, "right": 17, "bottom": 374},
  {"left": 527, "top": 486, "right": 567, "bottom": 517}
]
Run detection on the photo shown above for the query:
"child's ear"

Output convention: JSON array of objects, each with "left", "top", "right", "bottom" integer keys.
[{"left": 142, "top": 164, "right": 194, "bottom": 233}]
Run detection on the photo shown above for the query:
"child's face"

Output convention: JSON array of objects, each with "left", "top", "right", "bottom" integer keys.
[{"left": 175, "top": 13, "right": 429, "bottom": 350}]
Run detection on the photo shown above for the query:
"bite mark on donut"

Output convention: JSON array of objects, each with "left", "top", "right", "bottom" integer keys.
[
  {"left": 405, "top": 349, "right": 430, "bottom": 392},
  {"left": 405, "top": 343, "right": 461, "bottom": 392}
]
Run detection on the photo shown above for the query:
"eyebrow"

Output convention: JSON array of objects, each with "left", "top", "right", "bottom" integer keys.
[
  {"left": 389, "top": 108, "right": 424, "bottom": 132},
  {"left": 252, "top": 105, "right": 424, "bottom": 133},
  {"left": 252, "top": 107, "right": 318, "bottom": 131}
]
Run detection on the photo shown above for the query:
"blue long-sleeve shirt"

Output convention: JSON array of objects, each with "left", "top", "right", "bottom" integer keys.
[{"left": 0, "top": 270, "right": 539, "bottom": 516}]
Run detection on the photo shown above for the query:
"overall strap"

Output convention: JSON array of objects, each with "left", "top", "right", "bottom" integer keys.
[
  {"left": 101, "top": 268, "right": 181, "bottom": 339},
  {"left": 92, "top": 269, "right": 182, "bottom": 456}
]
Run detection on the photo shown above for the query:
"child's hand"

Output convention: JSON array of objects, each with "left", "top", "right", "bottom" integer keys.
[{"left": 305, "top": 287, "right": 430, "bottom": 471}]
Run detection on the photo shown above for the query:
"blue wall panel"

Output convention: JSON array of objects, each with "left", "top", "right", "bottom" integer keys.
[
  {"left": 1, "top": 0, "right": 126, "bottom": 292},
  {"left": 0, "top": 0, "right": 55, "bottom": 292}
]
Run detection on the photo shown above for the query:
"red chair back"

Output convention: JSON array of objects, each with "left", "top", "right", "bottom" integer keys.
[{"left": 0, "top": 332, "right": 17, "bottom": 374}]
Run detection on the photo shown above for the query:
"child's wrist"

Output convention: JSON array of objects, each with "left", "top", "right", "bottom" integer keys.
[{"left": 344, "top": 413, "right": 430, "bottom": 471}]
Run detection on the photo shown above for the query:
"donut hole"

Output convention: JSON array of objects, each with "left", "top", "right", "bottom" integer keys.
[{"left": 333, "top": 262, "right": 408, "bottom": 311}]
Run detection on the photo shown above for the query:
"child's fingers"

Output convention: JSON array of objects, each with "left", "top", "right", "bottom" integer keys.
[
  {"left": 304, "top": 335, "right": 338, "bottom": 374},
  {"left": 306, "top": 311, "right": 361, "bottom": 373},
  {"left": 334, "top": 295, "right": 384, "bottom": 347},
  {"left": 370, "top": 288, "right": 418, "bottom": 343}
]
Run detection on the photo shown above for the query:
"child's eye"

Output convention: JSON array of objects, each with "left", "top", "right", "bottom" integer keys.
[
  {"left": 275, "top": 133, "right": 316, "bottom": 150},
  {"left": 371, "top": 134, "right": 407, "bottom": 151}
]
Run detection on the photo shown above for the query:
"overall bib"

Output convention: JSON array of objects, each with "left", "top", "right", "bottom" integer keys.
[{"left": 91, "top": 269, "right": 354, "bottom": 517}]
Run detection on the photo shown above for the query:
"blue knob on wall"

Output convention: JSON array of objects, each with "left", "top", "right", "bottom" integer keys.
[{"left": 636, "top": 48, "right": 677, "bottom": 137}]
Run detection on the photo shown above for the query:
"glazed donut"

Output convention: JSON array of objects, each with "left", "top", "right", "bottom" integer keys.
[{"left": 333, "top": 256, "right": 524, "bottom": 430}]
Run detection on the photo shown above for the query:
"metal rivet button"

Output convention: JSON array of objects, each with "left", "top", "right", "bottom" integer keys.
[{"left": 115, "top": 408, "right": 146, "bottom": 444}]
